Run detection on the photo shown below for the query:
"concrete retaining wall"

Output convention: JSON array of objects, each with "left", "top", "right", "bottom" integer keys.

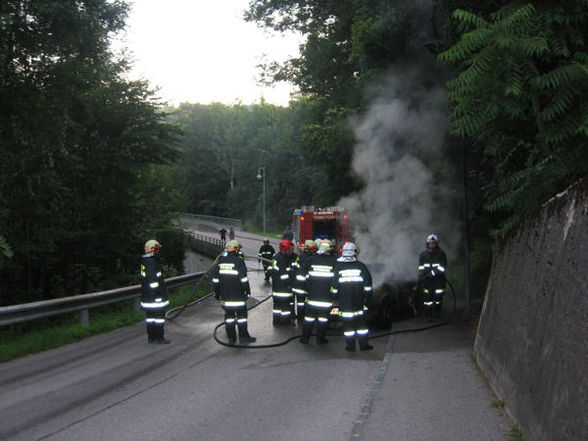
[{"left": 474, "top": 178, "right": 588, "bottom": 441}]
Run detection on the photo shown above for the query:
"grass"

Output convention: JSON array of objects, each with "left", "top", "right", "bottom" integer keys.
[
  {"left": 490, "top": 400, "right": 505, "bottom": 408},
  {"left": 508, "top": 424, "right": 525, "bottom": 441},
  {"left": 0, "top": 284, "right": 211, "bottom": 363}
]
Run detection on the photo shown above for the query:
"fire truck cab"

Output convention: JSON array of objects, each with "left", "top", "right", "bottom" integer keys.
[{"left": 292, "top": 206, "right": 350, "bottom": 255}]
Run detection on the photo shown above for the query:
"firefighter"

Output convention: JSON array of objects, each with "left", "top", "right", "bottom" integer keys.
[
  {"left": 258, "top": 238, "right": 275, "bottom": 282},
  {"left": 293, "top": 240, "right": 317, "bottom": 323},
  {"left": 212, "top": 240, "right": 256, "bottom": 344},
  {"left": 418, "top": 233, "right": 447, "bottom": 317},
  {"left": 270, "top": 239, "right": 296, "bottom": 325},
  {"left": 331, "top": 242, "right": 374, "bottom": 351},
  {"left": 299, "top": 240, "right": 337, "bottom": 344},
  {"left": 139, "top": 240, "right": 170, "bottom": 344}
]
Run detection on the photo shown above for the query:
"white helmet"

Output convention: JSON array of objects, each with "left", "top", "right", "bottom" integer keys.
[
  {"left": 426, "top": 234, "right": 439, "bottom": 245},
  {"left": 342, "top": 242, "right": 359, "bottom": 257}
]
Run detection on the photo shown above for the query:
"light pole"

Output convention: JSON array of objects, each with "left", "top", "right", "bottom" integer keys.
[{"left": 256, "top": 167, "right": 266, "bottom": 233}]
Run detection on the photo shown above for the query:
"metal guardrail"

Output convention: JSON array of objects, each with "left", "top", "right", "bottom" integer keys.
[
  {"left": 0, "top": 272, "right": 206, "bottom": 327},
  {"left": 189, "top": 231, "right": 225, "bottom": 247},
  {"left": 0, "top": 223, "right": 227, "bottom": 328},
  {"left": 182, "top": 213, "right": 242, "bottom": 229}
]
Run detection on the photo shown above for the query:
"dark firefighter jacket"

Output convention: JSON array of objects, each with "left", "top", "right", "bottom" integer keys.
[
  {"left": 271, "top": 252, "right": 296, "bottom": 294},
  {"left": 418, "top": 246, "right": 447, "bottom": 291},
  {"left": 258, "top": 244, "right": 275, "bottom": 263},
  {"left": 300, "top": 253, "right": 337, "bottom": 304},
  {"left": 331, "top": 259, "right": 373, "bottom": 312},
  {"left": 140, "top": 252, "right": 169, "bottom": 309},
  {"left": 293, "top": 250, "right": 312, "bottom": 295},
  {"left": 212, "top": 252, "right": 250, "bottom": 306}
]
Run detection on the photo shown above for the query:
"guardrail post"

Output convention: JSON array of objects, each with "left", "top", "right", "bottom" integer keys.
[
  {"left": 80, "top": 309, "right": 90, "bottom": 327},
  {"left": 134, "top": 298, "right": 141, "bottom": 312}
]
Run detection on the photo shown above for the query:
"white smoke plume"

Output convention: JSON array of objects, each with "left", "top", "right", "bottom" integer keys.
[{"left": 339, "top": 66, "right": 462, "bottom": 287}]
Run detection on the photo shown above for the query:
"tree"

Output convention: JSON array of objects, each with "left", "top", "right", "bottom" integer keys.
[
  {"left": 439, "top": 1, "right": 588, "bottom": 235},
  {"left": 0, "top": 1, "right": 182, "bottom": 305}
]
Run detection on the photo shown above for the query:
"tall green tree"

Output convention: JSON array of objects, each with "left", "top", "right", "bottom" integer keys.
[
  {"left": 0, "top": 1, "right": 182, "bottom": 305},
  {"left": 439, "top": 1, "right": 588, "bottom": 235},
  {"left": 170, "top": 101, "right": 315, "bottom": 231}
]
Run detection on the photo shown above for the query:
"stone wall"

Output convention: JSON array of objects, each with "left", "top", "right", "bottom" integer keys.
[{"left": 474, "top": 178, "right": 588, "bottom": 441}]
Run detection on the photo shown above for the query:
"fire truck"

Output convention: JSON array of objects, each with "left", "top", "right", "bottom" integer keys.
[{"left": 292, "top": 206, "right": 350, "bottom": 255}]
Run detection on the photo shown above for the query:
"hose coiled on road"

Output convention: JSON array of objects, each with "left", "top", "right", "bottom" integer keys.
[
  {"left": 165, "top": 248, "right": 458, "bottom": 348},
  {"left": 212, "top": 278, "right": 458, "bottom": 349}
]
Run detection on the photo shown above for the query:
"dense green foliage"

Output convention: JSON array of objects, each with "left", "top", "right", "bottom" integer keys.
[
  {"left": 169, "top": 101, "right": 310, "bottom": 229},
  {"left": 0, "top": 1, "right": 184, "bottom": 306},
  {"left": 439, "top": 1, "right": 588, "bottom": 235}
]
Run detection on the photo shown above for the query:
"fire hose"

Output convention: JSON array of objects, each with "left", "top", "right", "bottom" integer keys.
[{"left": 166, "top": 252, "right": 457, "bottom": 348}]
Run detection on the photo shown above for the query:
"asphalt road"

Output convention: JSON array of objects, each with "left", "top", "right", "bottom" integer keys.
[{"left": 0, "top": 229, "right": 512, "bottom": 441}]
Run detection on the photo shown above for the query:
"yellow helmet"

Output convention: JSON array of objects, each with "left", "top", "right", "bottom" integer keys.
[{"left": 144, "top": 239, "right": 161, "bottom": 253}]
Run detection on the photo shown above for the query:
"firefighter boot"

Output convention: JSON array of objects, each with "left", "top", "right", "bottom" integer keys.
[
  {"left": 238, "top": 323, "right": 256, "bottom": 343},
  {"left": 359, "top": 335, "right": 373, "bottom": 351},
  {"left": 225, "top": 323, "right": 237, "bottom": 344},
  {"left": 345, "top": 337, "right": 356, "bottom": 352},
  {"left": 300, "top": 320, "right": 312, "bottom": 344}
]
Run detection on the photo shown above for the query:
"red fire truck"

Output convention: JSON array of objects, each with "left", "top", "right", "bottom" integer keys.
[{"left": 292, "top": 206, "right": 350, "bottom": 254}]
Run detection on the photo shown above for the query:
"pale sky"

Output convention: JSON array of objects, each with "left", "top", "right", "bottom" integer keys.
[{"left": 114, "top": 0, "right": 302, "bottom": 106}]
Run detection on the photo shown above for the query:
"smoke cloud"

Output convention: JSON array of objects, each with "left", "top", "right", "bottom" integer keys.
[{"left": 340, "top": 64, "right": 462, "bottom": 287}]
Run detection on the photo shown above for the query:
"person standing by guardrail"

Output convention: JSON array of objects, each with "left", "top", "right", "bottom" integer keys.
[
  {"left": 219, "top": 227, "right": 227, "bottom": 242},
  {"left": 139, "top": 240, "right": 170, "bottom": 344}
]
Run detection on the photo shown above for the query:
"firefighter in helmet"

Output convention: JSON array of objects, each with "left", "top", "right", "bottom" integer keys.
[
  {"left": 299, "top": 240, "right": 337, "bottom": 344},
  {"left": 212, "top": 240, "right": 256, "bottom": 344},
  {"left": 139, "top": 240, "right": 170, "bottom": 344},
  {"left": 270, "top": 239, "right": 296, "bottom": 325},
  {"left": 258, "top": 238, "right": 275, "bottom": 282},
  {"left": 331, "top": 242, "right": 374, "bottom": 351},
  {"left": 418, "top": 233, "right": 447, "bottom": 317},
  {"left": 292, "top": 239, "right": 318, "bottom": 323}
]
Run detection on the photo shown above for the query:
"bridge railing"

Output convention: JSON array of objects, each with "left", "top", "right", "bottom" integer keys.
[
  {"left": 0, "top": 272, "right": 206, "bottom": 327},
  {"left": 180, "top": 213, "right": 242, "bottom": 229}
]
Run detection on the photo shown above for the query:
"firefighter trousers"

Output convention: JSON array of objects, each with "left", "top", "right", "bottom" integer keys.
[
  {"left": 272, "top": 293, "right": 294, "bottom": 322},
  {"left": 223, "top": 306, "right": 251, "bottom": 342},
  {"left": 144, "top": 307, "right": 166, "bottom": 341},
  {"left": 302, "top": 304, "right": 330, "bottom": 343},
  {"left": 341, "top": 312, "right": 370, "bottom": 350}
]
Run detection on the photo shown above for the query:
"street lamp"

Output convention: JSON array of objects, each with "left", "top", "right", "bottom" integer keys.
[{"left": 256, "top": 167, "right": 266, "bottom": 233}]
